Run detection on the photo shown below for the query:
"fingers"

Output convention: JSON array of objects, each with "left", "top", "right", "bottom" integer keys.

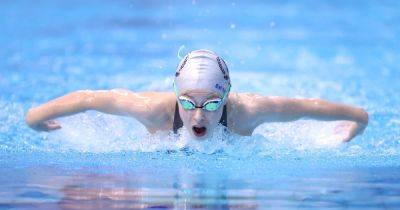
[
  {"left": 44, "top": 120, "right": 61, "bottom": 131},
  {"left": 33, "top": 120, "right": 62, "bottom": 132},
  {"left": 342, "top": 133, "right": 354, "bottom": 142},
  {"left": 334, "top": 121, "right": 352, "bottom": 135},
  {"left": 342, "top": 123, "right": 359, "bottom": 142},
  {"left": 46, "top": 123, "right": 62, "bottom": 131}
]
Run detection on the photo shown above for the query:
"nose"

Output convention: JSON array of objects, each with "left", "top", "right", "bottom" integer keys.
[{"left": 192, "top": 108, "right": 205, "bottom": 123}]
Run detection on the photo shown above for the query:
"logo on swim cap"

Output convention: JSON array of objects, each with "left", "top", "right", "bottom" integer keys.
[{"left": 215, "top": 83, "right": 227, "bottom": 93}]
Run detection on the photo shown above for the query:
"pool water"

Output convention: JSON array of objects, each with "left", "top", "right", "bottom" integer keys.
[{"left": 1, "top": 0, "right": 400, "bottom": 209}]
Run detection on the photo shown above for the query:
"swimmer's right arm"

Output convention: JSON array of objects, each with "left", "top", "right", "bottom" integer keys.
[{"left": 25, "top": 89, "right": 168, "bottom": 132}]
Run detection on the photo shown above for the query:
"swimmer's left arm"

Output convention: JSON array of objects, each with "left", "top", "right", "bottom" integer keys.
[{"left": 250, "top": 96, "right": 369, "bottom": 142}]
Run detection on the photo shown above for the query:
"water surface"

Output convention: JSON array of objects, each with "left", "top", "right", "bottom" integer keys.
[{"left": 1, "top": 0, "right": 400, "bottom": 209}]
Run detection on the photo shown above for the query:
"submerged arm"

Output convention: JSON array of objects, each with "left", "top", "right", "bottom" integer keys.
[
  {"left": 250, "top": 95, "right": 369, "bottom": 141},
  {"left": 25, "top": 90, "right": 169, "bottom": 132}
]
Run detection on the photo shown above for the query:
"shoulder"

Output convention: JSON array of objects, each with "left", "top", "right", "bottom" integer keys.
[
  {"left": 110, "top": 89, "right": 177, "bottom": 125},
  {"left": 226, "top": 92, "right": 290, "bottom": 135},
  {"left": 227, "top": 92, "right": 272, "bottom": 113},
  {"left": 110, "top": 89, "right": 175, "bottom": 105},
  {"left": 135, "top": 91, "right": 177, "bottom": 132},
  {"left": 126, "top": 90, "right": 176, "bottom": 115},
  {"left": 226, "top": 92, "right": 261, "bottom": 135},
  {"left": 142, "top": 91, "right": 176, "bottom": 115},
  {"left": 229, "top": 93, "right": 294, "bottom": 112}
]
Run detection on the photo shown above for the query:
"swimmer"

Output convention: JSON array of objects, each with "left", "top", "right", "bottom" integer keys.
[{"left": 25, "top": 49, "right": 369, "bottom": 142}]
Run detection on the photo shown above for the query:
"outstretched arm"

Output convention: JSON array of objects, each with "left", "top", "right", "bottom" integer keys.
[
  {"left": 25, "top": 89, "right": 172, "bottom": 132},
  {"left": 248, "top": 95, "right": 369, "bottom": 142}
]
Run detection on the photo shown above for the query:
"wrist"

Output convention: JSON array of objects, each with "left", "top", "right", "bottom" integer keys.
[
  {"left": 354, "top": 109, "right": 368, "bottom": 134},
  {"left": 358, "top": 109, "right": 369, "bottom": 126},
  {"left": 25, "top": 108, "right": 38, "bottom": 128},
  {"left": 25, "top": 108, "right": 45, "bottom": 128}
]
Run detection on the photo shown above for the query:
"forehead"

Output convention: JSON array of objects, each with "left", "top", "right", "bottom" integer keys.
[{"left": 181, "top": 89, "right": 221, "bottom": 98}]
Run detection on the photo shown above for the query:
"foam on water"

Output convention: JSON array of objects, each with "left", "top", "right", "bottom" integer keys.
[
  {"left": 1, "top": 102, "right": 396, "bottom": 168},
  {"left": 42, "top": 112, "right": 344, "bottom": 154},
  {"left": 1, "top": 1, "right": 400, "bottom": 208},
  {"left": 1, "top": 67, "right": 399, "bottom": 165},
  {"left": 0, "top": 0, "right": 399, "bottom": 169}
]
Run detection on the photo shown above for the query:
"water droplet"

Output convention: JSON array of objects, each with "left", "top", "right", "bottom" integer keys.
[{"left": 269, "top": 21, "right": 275, "bottom": 27}]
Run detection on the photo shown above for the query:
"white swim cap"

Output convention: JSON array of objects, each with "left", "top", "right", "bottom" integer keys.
[{"left": 174, "top": 49, "right": 231, "bottom": 96}]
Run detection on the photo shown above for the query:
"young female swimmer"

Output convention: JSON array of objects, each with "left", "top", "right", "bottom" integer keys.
[{"left": 25, "top": 49, "right": 369, "bottom": 142}]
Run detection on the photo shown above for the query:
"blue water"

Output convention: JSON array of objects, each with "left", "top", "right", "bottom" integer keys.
[{"left": 1, "top": 0, "right": 400, "bottom": 209}]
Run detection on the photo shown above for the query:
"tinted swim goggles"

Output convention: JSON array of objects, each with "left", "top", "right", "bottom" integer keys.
[{"left": 174, "top": 83, "right": 230, "bottom": 112}]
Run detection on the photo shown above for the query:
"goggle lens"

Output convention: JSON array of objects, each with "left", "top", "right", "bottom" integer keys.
[
  {"left": 203, "top": 101, "right": 220, "bottom": 111},
  {"left": 178, "top": 97, "right": 222, "bottom": 111},
  {"left": 180, "top": 99, "right": 196, "bottom": 110}
]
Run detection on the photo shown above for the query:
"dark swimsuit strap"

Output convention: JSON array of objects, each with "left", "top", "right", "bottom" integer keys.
[{"left": 173, "top": 102, "right": 227, "bottom": 134}]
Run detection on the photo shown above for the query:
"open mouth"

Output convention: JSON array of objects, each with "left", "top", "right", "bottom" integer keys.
[{"left": 192, "top": 126, "right": 207, "bottom": 137}]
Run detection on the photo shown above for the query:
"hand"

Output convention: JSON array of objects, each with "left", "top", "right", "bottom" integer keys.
[
  {"left": 31, "top": 120, "right": 62, "bottom": 132},
  {"left": 334, "top": 121, "right": 366, "bottom": 142}
]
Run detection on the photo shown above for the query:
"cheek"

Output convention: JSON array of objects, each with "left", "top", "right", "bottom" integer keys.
[
  {"left": 204, "top": 109, "right": 223, "bottom": 126},
  {"left": 207, "top": 111, "right": 221, "bottom": 122},
  {"left": 178, "top": 106, "right": 192, "bottom": 125}
]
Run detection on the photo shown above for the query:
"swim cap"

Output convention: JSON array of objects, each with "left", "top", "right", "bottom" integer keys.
[{"left": 174, "top": 49, "right": 231, "bottom": 96}]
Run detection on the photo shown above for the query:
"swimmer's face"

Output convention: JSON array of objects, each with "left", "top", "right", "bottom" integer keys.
[{"left": 177, "top": 89, "right": 226, "bottom": 140}]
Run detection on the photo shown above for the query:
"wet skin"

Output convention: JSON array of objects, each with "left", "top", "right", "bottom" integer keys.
[
  {"left": 25, "top": 89, "right": 369, "bottom": 142},
  {"left": 178, "top": 90, "right": 224, "bottom": 139}
]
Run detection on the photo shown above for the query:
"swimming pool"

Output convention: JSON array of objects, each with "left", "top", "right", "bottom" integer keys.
[{"left": 1, "top": 0, "right": 400, "bottom": 209}]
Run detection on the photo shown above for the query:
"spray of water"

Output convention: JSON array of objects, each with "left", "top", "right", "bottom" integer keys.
[{"left": 33, "top": 110, "right": 345, "bottom": 157}]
